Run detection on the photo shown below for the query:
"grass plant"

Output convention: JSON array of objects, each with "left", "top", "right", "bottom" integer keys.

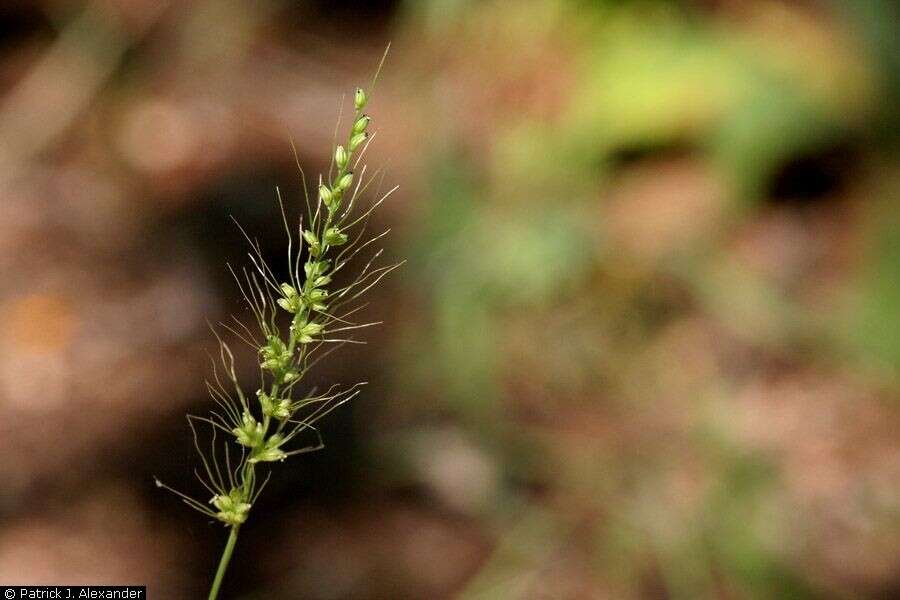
[{"left": 156, "top": 52, "right": 398, "bottom": 599}]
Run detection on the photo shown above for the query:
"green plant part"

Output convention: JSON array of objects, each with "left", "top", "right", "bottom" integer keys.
[
  {"left": 259, "top": 335, "right": 291, "bottom": 370},
  {"left": 303, "top": 229, "right": 321, "bottom": 257},
  {"left": 294, "top": 321, "right": 323, "bottom": 344},
  {"left": 318, "top": 183, "right": 335, "bottom": 210},
  {"left": 155, "top": 48, "right": 400, "bottom": 600},
  {"left": 336, "top": 171, "right": 354, "bottom": 193},
  {"left": 276, "top": 283, "right": 302, "bottom": 313},
  {"left": 352, "top": 115, "right": 370, "bottom": 134},
  {"left": 304, "top": 288, "right": 328, "bottom": 312},
  {"left": 249, "top": 434, "right": 287, "bottom": 464},
  {"left": 212, "top": 489, "right": 251, "bottom": 526},
  {"left": 324, "top": 227, "right": 348, "bottom": 246},
  {"left": 257, "top": 390, "right": 291, "bottom": 420},
  {"left": 232, "top": 412, "right": 264, "bottom": 448},
  {"left": 335, "top": 145, "right": 349, "bottom": 170},
  {"left": 349, "top": 132, "right": 368, "bottom": 152},
  {"left": 354, "top": 86, "right": 367, "bottom": 110}
]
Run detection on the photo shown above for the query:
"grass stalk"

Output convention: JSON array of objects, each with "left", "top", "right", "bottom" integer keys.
[{"left": 208, "top": 526, "right": 240, "bottom": 600}]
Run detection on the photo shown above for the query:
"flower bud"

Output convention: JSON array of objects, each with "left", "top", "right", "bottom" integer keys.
[
  {"left": 233, "top": 412, "right": 264, "bottom": 448},
  {"left": 308, "top": 259, "right": 329, "bottom": 278},
  {"left": 260, "top": 335, "right": 287, "bottom": 359},
  {"left": 324, "top": 227, "right": 348, "bottom": 246},
  {"left": 279, "top": 284, "right": 303, "bottom": 313},
  {"left": 259, "top": 390, "right": 291, "bottom": 419},
  {"left": 349, "top": 132, "right": 367, "bottom": 152},
  {"left": 297, "top": 321, "right": 323, "bottom": 344},
  {"left": 260, "top": 335, "right": 292, "bottom": 369},
  {"left": 260, "top": 357, "right": 280, "bottom": 371},
  {"left": 336, "top": 171, "right": 354, "bottom": 192},
  {"left": 303, "top": 230, "right": 321, "bottom": 257},
  {"left": 308, "top": 289, "right": 328, "bottom": 301},
  {"left": 304, "top": 260, "right": 327, "bottom": 280},
  {"left": 271, "top": 399, "right": 291, "bottom": 419},
  {"left": 335, "top": 145, "right": 349, "bottom": 170},
  {"left": 327, "top": 187, "right": 343, "bottom": 212},
  {"left": 250, "top": 447, "right": 286, "bottom": 463},
  {"left": 305, "top": 288, "right": 328, "bottom": 312},
  {"left": 353, "top": 115, "right": 370, "bottom": 134},
  {"left": 249, "top": 434, "right": 287, "bottom": 463},
  {"left": 318, "top": 184, "right": 333, "bottom": 206},
  {"left": 213, "top": 489, "right": 251, "bottom": 526},
  {"left": 354, "top": 87, "right": 367, "bottom": 111},
  {"left": 276, "top": 295, "right": 301, "bottom": 314}
]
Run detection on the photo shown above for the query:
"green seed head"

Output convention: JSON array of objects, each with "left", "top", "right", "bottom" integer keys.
[
  {"left": 328, "top": 187, "right": 342, "bottom": 212},
  {"left": 324, "top": 227, "right": 349, "bottom": 246},
  {"left": 297, "top": 321, "right": 324, "bottom": 344},
  {"left": 271, "top": 399, "right": 291, "bottom": 420},
  {"left": 304, "top": 260, "right": 329, "bottom": 280},
  {"left": 352, "top": 115, "right": 370, "bottom": 135},
  {"left": 249, "top": 434, "right": 287, "bottom": 463},
  {"left": 303, "top": 230, "right": 321, "bottom": 256},
  {"left": 277, "top": 296, "right": 302, "bottom": 314},
  {"left": 277, "top": 283, "right": 302, "bottom": 313},
  {"left": 159, "top": 79, "right": 399, "bottom": 544},
  {"left": 349, "top": 132, "right": 368, "bottom": 152},
  {"left": 304, "top": 288, "right": 328, "bottom": 312},
  {"left": 233, "top": 412, "right": 264, "bottom": 448},
  {"left": 335, "top": 145, "right": 349, "bottom": 170},
  {"left": 212, "top": 489, "right": 251, "bottom": 526},
  {"left": 318, "top": 184, "right": 333, "bottom": 206},
  {"left": 259, "top": 390, "right": 291, "bottom": 419},
  {"left": 336, "top": 172, "right": 354, "bottom": 192},
  {"left": 354, "top": 87, "right": 367, "bottom": 111}
]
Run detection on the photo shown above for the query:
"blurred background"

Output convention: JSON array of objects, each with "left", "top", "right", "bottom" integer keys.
[{"left": 0, "top": 0, "right": 897, "bottom": 598}]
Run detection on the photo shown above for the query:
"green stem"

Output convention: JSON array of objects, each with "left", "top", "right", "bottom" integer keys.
[{"left": 208, "top": 526, "right": 240, "bottom": 600}]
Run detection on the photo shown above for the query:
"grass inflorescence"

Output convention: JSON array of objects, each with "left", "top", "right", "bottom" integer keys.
[{"left": 156, "top": 51, "right": 399, "bottom": 600}]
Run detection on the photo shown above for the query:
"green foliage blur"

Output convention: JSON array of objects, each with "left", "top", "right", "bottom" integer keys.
[{"left": 379, "top": 0, "right": 900, "bottom": 597}]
